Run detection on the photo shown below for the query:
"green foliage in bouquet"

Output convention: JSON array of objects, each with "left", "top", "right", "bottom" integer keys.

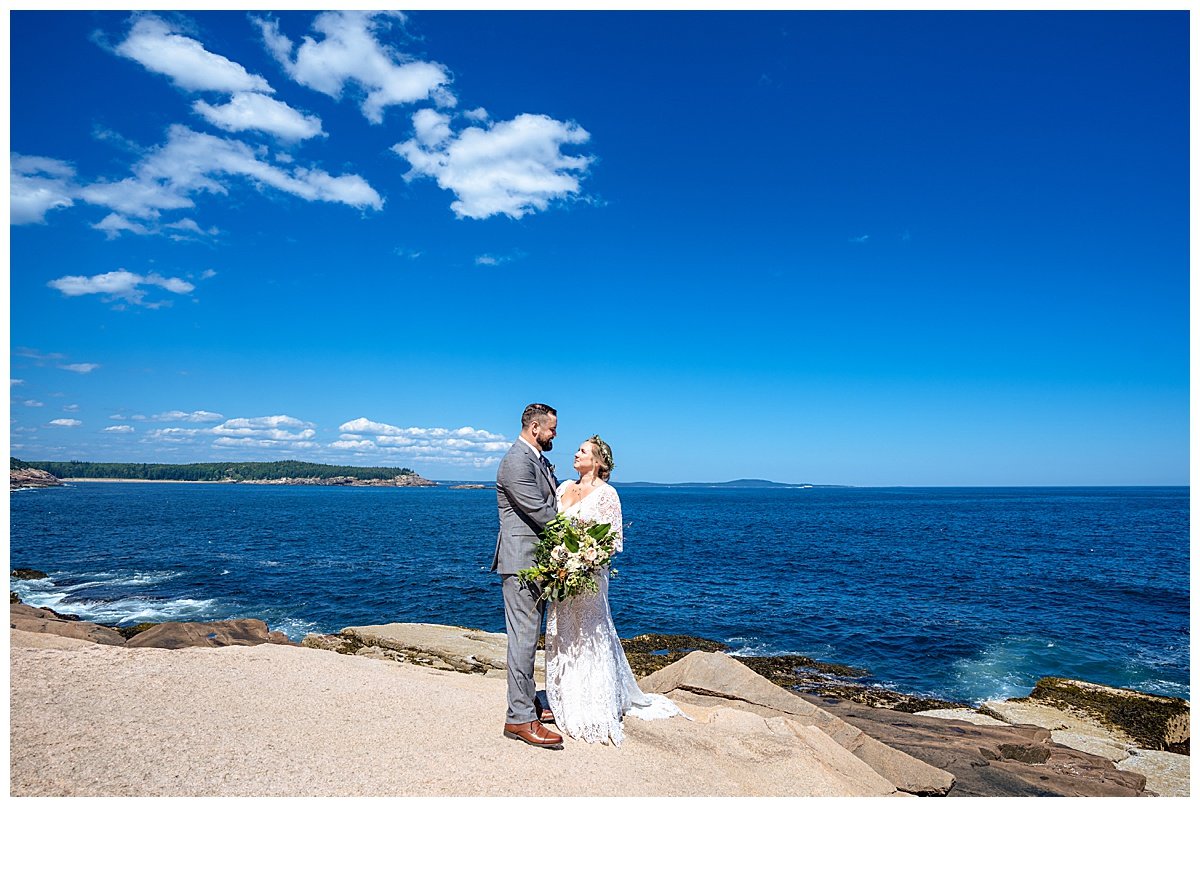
[{"left": 518, "top": 513, "right": 619, "bottom": 603}]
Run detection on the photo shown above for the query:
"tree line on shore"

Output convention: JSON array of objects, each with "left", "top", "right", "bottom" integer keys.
[{"left": 10, "top": 458, "right": 416, "bottom": 482}]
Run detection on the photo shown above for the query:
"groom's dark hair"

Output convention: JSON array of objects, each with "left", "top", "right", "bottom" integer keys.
[{"left": 521, "top": 403, "right": 557, "bottom": 427}]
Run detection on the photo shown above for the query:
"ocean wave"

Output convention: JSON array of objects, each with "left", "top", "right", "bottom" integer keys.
[
  {"left": 51, "top": 570, "right": 183, "bottom": 589},
  {"left": 15, "top": 590, "right": 218, "bottom": 625},
  {"left": 948, "top": 636, "right": 1064, "bottom": 703},
  {"left": 272, "top": 617, "right": 321, "bottom": 641}
]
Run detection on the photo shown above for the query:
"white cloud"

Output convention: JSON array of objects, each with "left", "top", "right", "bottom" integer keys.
[
  {"left": 63, "top": 404, "right": 80, "bottom": 412},
  {"left": 11, "top": 379, "right": 25, "bottom": 386},
  {"left": 92, "top": 213, "right": 154, "bottom": 238},
  {"left": 23, "top": 400, "right": 44, "bottom": 407},
  {"left": 152, "top": 409, "right": 224, "bottom": 423},
  {"left": 60, "top": 363, "right": 101, "bottom": 374},
  {"left": 334, "top": 418, "right": 509, "bottom": 466},
  {"left": 212, "top": 415, "right": 317, "bottom": 443},
  {"left": 213, "top": 437, "right": 320, "bottom": 450},
  {"left": 395, "top": 110, "right": 592, "bottom": 219},
  {"left": 146, "top": 427, "right": 204, "bottom": 441},
  {"left": 330, "top": 439, "right": 376, "bottom": 451},
  {"left": 92, "top": 213, "right": 219, "bottom": 241},
  {"left": 112, "top": 15, "right": 326, "bottom": 144},
  {"left": 11, "top": 154, "right": 77, "bottom": 224},
  {"left": 476, "top": 253, "right": 523, "bottom": 266},
  {"left": 105, "top": 425, "right": 135, "bottom": 433},
  {"left": 193, "top": 92, "right": 325, "bottom": 142},
  {"left": 257, "top": 11, "right": 453, "bottom": 124},
  {"left": 80, "top": 125, "right": 382, "bottom": 219},
  {"left": 48, "top": 419, "right": 82, "bottom": 427},
  {"left": 115, "top": 14, "right": 273, "bottom": 94},
  {"left": 48, "top": 269, "right": 196, "bottom": 309},
  {"left": 165, "top": 218, "right": 218, "bottom": 237}
]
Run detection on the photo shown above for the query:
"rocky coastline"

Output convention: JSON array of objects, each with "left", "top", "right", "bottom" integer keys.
[
  {"left": 10, "top": 468, "right": 64, "bottom": 490},
  {"left": 10, "top": 468, "right": 436, "bottom": 489},
  {"left": 237, "top": 474, "right": 437, "bottom": 487},
  {"left": 10, "top": 567, "right": 1190, "bottom": 797}
]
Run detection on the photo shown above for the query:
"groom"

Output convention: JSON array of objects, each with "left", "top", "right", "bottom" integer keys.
[{"left": 493, "top": 402, "right": 564, "bottom": 749}]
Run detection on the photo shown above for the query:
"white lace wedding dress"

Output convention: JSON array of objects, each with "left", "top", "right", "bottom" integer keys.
[{"left": 544, "top": 480, "right": 687, "bottom": 745}]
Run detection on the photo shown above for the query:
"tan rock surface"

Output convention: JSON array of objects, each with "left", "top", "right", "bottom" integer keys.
[
  {"left": 1117, "top": 749, "right": 1190, "bottom": 797},
  {"left": 344, "top": 622, "right": 544, "bottom": 678},
  {"left": 914, "top": 708, "right": 1011, "bottom": 727},
  {"left": 10, "top": 602, "right": 126, "bottom": 646},
  {"left": 639, "top": 650, "right": 954, "bottom": 795},
  {"left": 125, "top": 618, "right": 291, "bottom": 649},
  {"left": 11, "top": 635, "right": 896, "bottom": 796},
  {"left": 980, "top": 698, "right": 1138, "bottom": 762}
]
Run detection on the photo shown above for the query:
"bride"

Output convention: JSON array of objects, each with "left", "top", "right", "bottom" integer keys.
[{"left": 544, "top": 435, "right": 686, "bottom": 745}]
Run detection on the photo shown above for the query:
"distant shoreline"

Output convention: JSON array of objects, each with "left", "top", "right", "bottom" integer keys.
[{"left": 62, "top": 478, "right": 209, "bottom": 484}]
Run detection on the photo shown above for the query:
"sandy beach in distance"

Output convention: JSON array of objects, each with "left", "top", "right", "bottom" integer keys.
[{"left": 59, "top": 478, "right": 222, "bottom": 484}]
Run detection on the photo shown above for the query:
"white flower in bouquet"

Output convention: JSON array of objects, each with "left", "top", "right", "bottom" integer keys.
[{"left": 517, "top": 514, "right": 620, "bottom": 603}]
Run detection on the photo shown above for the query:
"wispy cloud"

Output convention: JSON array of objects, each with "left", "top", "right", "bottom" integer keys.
[
  {"left": 11, "top": 379, "right": 25, "bottom": 386},
  {"left": 48, "top": 418, "right": 82, "bottom": 427},
  {"left": 48, "top": 269, "right": 196, "bottom": 309},
  {"left": 333, "top": 417, "right": 509, "bottom": 469},
  {"left": 22, "top": 400, "right": 44, "bottom": 408},
  {"left": 14, "top": 348, "right": 103, "bottom": 375},
  {"left": 256, "top": 11, "right": 453, "bottom": 124},
  {"left": 145, "top": 427, "right": 205, "bottom": 442},
  {"left": 79, "top": 125, "right": 382, "bottom": 220},
  {"left": 849, "top": 234, "right": 870, "bottom": 243},
  {"left": 63, "top": 404, "right": 80, "bottom": 412},
  {"left": 92, "top": 212, "right": 219, "bottom": 241},
  {"left": 105, "top": 425, "right": 135, "bottom": 433},
  {"left": 10, "top": 155, "right": 77, "bottom": 224},
  {"left": 475, "top": 251, "right": 525, "bottom": 267},
  {"left": 152, "top": 409, "right": 224, "bottom": 423},
  {"left": 395, "top": 109, "right": 592, "bottom": 219}
]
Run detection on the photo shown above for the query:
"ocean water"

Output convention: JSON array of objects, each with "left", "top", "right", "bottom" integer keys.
[{"left": 9, "top": 483, "right": 1190, "bottom": 705}]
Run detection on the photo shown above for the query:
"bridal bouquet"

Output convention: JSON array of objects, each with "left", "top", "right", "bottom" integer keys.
[{"left": 518, "top": 514, "right": 618, "bottom": 603}]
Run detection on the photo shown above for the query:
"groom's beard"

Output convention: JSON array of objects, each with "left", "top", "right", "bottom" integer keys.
[{"left": 538, "top": 438, "right": 554, "bottom": 452}]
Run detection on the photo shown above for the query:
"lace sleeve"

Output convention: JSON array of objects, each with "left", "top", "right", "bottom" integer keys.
[{"left": 593, "top": 484, "right": 623, "bottom": 553}]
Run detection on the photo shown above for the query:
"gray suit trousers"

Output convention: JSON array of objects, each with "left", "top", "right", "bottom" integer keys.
[{"left": 502, "top": 573, "right": 544, "bottom": 725}]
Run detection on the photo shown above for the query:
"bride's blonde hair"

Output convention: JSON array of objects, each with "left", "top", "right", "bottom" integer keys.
[{"left": 587, "top": 435, "right": 614, "bottom": 480}]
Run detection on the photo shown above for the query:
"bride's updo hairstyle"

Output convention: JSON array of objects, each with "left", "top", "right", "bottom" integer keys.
[{"left": 588, "top": 435, "right": 615, "bottom": 480}]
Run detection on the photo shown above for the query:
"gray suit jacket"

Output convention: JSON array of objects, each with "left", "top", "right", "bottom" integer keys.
[{"left": 492, "top": 439, "right": 558, "bottom": 575}]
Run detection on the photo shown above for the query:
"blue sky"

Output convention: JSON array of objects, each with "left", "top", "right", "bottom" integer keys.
[{"left": 7, "top": 10, "right": 1189, "bottom": 484}]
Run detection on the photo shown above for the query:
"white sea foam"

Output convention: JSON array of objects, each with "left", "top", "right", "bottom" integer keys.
[
  {"left": 29, "top": 595, "right": 218, "bottom": 624},
  {"left": 949, "top": 636, "right": 1058, "bottom": 702},
  {"left": 12, "top": 568, "right": 209, "bottom": 626},
  {"left": 274, "top": 617, "right": 320, "bottom": 640}
]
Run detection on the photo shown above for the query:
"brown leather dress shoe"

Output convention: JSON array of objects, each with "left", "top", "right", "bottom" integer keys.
[
  {"left": 503, "top": 720, "right": 564, "bottom": 749},
  {"left": 534, "top": 697, "right": 556, "bottom": 725}
]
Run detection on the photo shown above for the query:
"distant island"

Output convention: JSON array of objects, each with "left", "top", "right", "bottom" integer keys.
[{"left": 10, "top": 458, "right": 435, "bottom": 488}]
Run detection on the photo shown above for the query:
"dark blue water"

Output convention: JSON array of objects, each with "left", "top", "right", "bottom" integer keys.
[{"left": 9, "top": 483, "right": 1189, "bottom": 705}]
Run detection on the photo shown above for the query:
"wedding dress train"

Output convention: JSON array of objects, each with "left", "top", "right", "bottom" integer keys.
[{"left": 544, "top": 482, "right": 686, "bottom": 745}]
